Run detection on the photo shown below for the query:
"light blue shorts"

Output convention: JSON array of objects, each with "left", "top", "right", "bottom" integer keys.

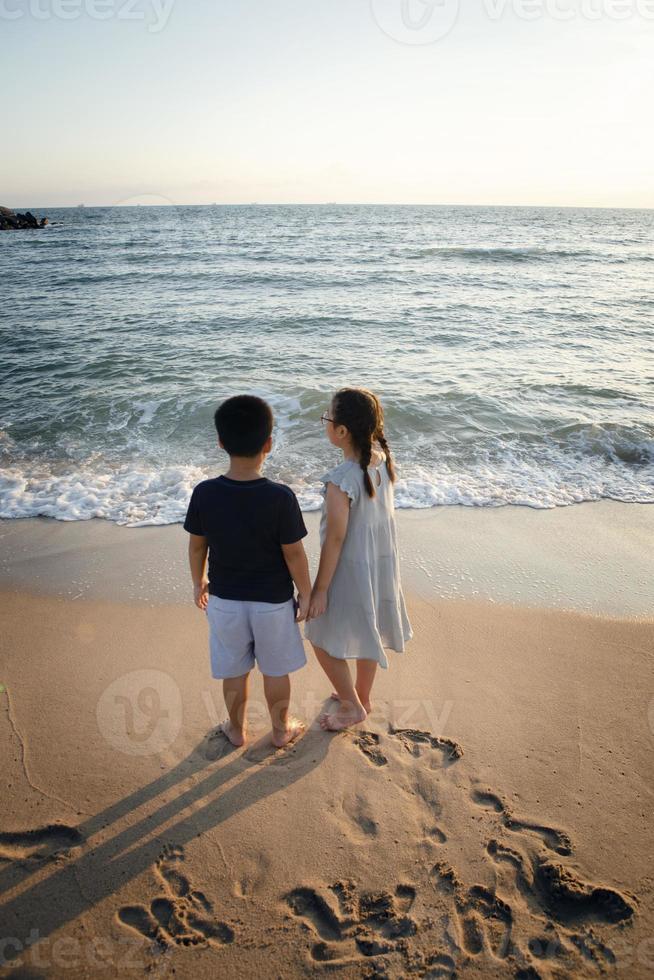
[{"left": 206, "top": 596, "right": 307, "bottom": 679}]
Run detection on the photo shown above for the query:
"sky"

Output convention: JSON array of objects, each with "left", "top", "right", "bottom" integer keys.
[{"left": 1, "top": 0, "right": 653, "bottom": 208}]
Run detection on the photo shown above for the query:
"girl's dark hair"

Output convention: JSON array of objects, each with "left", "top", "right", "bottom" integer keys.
[{"left": 332, "top": 387, "right": 396, "bottom": 498}]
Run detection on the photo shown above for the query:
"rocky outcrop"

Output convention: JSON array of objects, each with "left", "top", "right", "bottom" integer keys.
[{"left": 0, "top": 206, "right": 49, "bottom": 230}]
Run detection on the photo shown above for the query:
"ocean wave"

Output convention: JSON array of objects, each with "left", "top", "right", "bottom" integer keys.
[
  {"left": 525, "top": 383, "right": 643, "bottom": 403},
  {"left": 1, "top": 444, "right": 652, "bottom": 526},
  {"left": 548, "top": 421, "right": 654, "bottom": 465},
  {"left": 395, "top": 245, "right": 596, "bottom": 262},
  {"left": 0, "top": 463, "right": 205, "bottom": 526}
]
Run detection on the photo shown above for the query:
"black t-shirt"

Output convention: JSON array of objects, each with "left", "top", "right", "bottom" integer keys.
[{"left": 183, "top": 476, "right": 307, "bottom": 603}]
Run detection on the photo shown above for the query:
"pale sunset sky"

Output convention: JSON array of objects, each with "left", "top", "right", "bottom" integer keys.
[{"left": 2, "top": 0, "right": 653, "bottom": 208}]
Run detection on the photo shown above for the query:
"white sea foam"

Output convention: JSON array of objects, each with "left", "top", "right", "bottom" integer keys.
[
  {"left": 0, "top": 464, "right": 207, "bottom": 526},
  {"left": 1, "top": 452, "right": 652, "bottom": 526}
]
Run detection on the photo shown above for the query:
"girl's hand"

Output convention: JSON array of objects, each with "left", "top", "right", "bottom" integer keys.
[
  {"left": 194, "top": 579, "right": 209, "bottom": 611},
  {"left": 308, "top": 588, "right": 328, "bottom": 619}
]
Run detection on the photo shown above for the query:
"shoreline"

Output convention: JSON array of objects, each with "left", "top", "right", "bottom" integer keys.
[{"left": 1, "top": 498, "right": 652, "bottom": 618}]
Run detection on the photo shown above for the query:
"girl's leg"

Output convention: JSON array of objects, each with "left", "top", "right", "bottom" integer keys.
[
  {"left": 330, "top": 659, "right": 378, "bottom": 713},
  {"left": 222, "top": 672, "right": 250, "bottom": 746},
  {"left": 263, "top": 673, "right": 304, "bottom": 748},
  {"left": 355, "top": 659, "right": 377, "bottom": 713},
  {"left": 312, "top": 644, "right": 367, "bottom": 730}
]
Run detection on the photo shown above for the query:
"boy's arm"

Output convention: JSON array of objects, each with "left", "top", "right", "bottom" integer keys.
[
  {"left": 281, "top": 540, "right": 312, "bottom": 622},
  {"left": 188, "top": 533, "right": 209, "bottom": 610},
  {"left": 308, "top": 483, "right": 350, "bottom": 619}
]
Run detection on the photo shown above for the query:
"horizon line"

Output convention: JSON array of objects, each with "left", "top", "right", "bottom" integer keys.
[{"left": 6, "top": 201, "right": 654, "bottom": 212}]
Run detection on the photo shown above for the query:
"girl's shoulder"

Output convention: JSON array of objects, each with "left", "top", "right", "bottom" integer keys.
[{"left": 320, "top": 459, "right": 362, "bottom": 502}]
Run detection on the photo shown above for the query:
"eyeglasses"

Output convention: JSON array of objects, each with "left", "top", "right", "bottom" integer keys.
[{"left": 320, "top": 413, "right": 335, "bottom": 425}]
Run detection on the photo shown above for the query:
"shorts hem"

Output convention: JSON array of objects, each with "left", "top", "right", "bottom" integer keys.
[
  {"left": 210, "top": 657, "right": 306, "bottom": 680},
  {"left": 256, "top": 655, "right": 307, "bottom": 678},
  {"left": 210, "top": 664, "right": 254, "bottom": 681}
]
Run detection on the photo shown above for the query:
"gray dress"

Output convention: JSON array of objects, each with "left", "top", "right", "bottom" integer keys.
[{"left": 304, "top": 455, "right": 413, "bottom": 668}]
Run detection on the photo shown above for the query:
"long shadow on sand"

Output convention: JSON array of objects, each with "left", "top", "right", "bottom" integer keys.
[
  {"left": 0, "top": 724, "right": 257, "bottom": 897},
  {"left": 0, "top": 720, "right": 332, "bottom": 963}
]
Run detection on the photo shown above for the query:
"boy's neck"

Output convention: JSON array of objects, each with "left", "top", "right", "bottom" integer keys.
[{"left": 225, "top": 455, "right": 266, "bottom": 481}]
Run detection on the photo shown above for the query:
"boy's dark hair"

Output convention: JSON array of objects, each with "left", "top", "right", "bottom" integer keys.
[{"left": 214, "top": 395, "right": 273, "bottom": 458}]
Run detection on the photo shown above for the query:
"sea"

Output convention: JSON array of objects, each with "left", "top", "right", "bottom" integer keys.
[{"left": 1, "top": 204, "right": 652, "bottom": 526}]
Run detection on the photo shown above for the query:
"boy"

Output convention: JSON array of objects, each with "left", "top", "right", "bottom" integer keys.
[{"left": 184, "top": 395, "right": 311, "bottom": 748}]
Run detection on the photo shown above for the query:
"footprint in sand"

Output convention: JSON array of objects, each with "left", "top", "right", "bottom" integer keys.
[
  {"left": 286, "top": 879, "right": 458, "bottom": 976},
  {"left": 419, "top": 950, "right": 458, "bottom": 977},
  {"left": 391, "top": 726, "right": 463, "bottom": 847},
  {"left": 432, "top": 863, "right": 514, "bottom": 961},
  {"left": 348, "top": 725, "right": 463, "bottom": 770},
  {"left": 285, "top": 880, "right": 420, "bottom": 965},
  {"left": 389, "top": 725, "right": 463, "bottom": 767},
  {"left": 317, "top": 723, "right": 637, "bottom": 976},
  {"left": 452, "top": 801, "right": 636, "bottom": 971},
  {"left": 117, "top": 843, "right": 234, "bottom": 950},
  {"left": 471, "top": 786, "right": 573, "bottom": 856},
  {"left": 385, "top": 726, "right": 634, "bottom": 973},
  {"left": 432, "top": 795, "right": 635, "bottom": 972},
  {"left": 351, "top": 730, "right": 388, "bottom": 767},
  {"left": 427, "top": 825, "right": 448, "bottom": 844},
  {"left": 486, "top": 837, "right": 634, "bottom": 926},
  {"left": 344, "top": 726, "right": 461, "bottom": 851},
  {"left": 341, "top": 791, "right": 380, "bottom": 839},
  {"left": 201, "top": 727, "right": 232, "bottom": 762},
  {"left": 569, "top": 929, "right": 618, "bottom": 966},
  {"left": 0, "top": 823, "right": 84, "bottom": 862}
]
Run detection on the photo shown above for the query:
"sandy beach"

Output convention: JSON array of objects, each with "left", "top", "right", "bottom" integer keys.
[
  {"left": 1, "top": 505, "right": 653, "bottom": 979},
  {"left": 4, "top": 0, "right": 653, "bottom": 974}
]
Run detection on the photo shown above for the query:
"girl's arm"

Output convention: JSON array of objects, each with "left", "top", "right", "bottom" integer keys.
[{"left": 309, "top": 482, "right": 350, "bottom": 619}]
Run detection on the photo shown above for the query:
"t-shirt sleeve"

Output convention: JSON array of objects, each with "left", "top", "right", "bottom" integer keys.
[
  {"left": 279, "top": 490, "right": 308, "bottom": 545},
  {"left": 183, "top": 486, "right": 204, "bottom": 536},
  {"left": 323, "top": 462, "right": 360, "bottom": 503}
]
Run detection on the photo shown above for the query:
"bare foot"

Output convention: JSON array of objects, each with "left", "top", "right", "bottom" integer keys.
[
  {"left": 219, "top": 720, "right": 246, "bottom": 747},
  {"left": 329, "top": 691, "right": 372, "bottom": 714},
  {"left": 320, "top": 704, "right": 367, "bottom": 731},
  {"left": 271, "top": 718, "right": 305, "bottom": 749}
]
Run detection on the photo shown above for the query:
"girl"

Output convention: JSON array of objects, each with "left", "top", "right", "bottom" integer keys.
[{"left": 305, "top": 387, "right": 413, "bottom": 731}]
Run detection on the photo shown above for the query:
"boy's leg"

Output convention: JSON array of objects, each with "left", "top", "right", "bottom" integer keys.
[
  {"left": 222, "top": 672, "right": 250, "bottom": 747},
  {"left": 311, "top": 644, "right": 367, "bottom": 731},
  {"left": 263, "top": 673, "right": 304, "bottom": 748}
]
